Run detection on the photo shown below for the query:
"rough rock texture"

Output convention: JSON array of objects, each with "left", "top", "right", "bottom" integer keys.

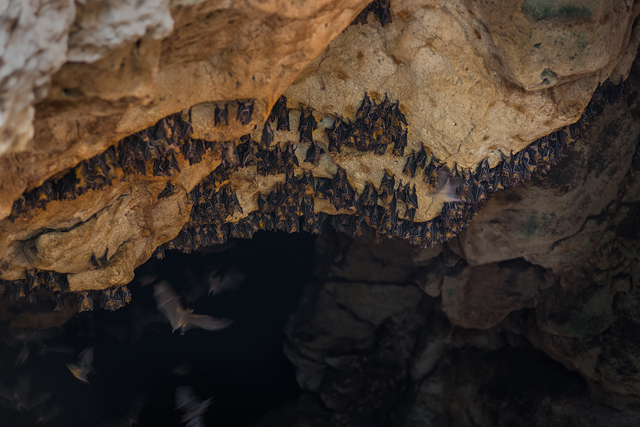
[
  {"left": 277, "top": 82, "right": 640, "bottom": 424},
  {"left": 0, "top": 0, "right": 371, "bottom": 218},
  {"left": 279, "top": 232, "right": 640, "bottom": 426},
  {"left": 283, "top": 0, "right": 640, "bottom": 170},
  {"left": 1, "top": 0, "right": 639, "bottom": 295},
  {"left": 0, "top": 0, "right": 75, "bottom": 154}
]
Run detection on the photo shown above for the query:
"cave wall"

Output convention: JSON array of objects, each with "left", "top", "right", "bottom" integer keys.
[
  {"left": 1, "top": 0, "right": 640, "bottom": 295},
  {"left": 279, "top": 87, "right": 640, "bottom": 425},
  {"left": 1, "top": 0, "right": 640, "bottom": 419}
]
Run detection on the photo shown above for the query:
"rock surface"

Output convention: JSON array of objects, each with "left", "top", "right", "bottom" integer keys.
[
  {"left": 0, "top": 0, "right": 371, "bottom": 219},
  {"left": 283, "top": 0, "right": 640, "bottom": 171},
  {"left": 278, "top": 80, "right": 640, "bottom": 424},
  {"left": 1, "top": 0, "right": 639, "bottom": 294}
]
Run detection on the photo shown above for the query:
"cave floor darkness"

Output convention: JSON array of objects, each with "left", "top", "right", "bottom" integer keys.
[{"left": 0, "top": 232, "right": 315, "bottom": 427}]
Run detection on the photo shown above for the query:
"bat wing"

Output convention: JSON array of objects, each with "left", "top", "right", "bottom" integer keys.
[
  {"left": 15, "top": 376, "right": 31, "bottom": 406},
  {"left": 78, "top": 347, "right": 94, "bottom": 368},
  {"left": 15, "top": 344, "right": 29, "bottom": 367},
  {"left": 219, "top": 268, "right": 244, "bottom": 294},
  {"left": 209, "top": 268, "right": 243, "bottom": 296},
  {"left": 51, "top": 345, "right": 73, "bottom": 356},
  {"left": 66, "top": 363, "right": 90, "bottom": 384},
  {"left": 0, "top": 381, "right": 14, "bottom": 403},
  {"left": 27, "top": 392, "right": 51, "bottom": 410},
  {"left": 182, "top": 314, "right": 232, "bottom": 332},
  {"left": 36, "top": 403, "right": 63, "bottom": 424},
  {"left": 175, "top": 386, "right": 200, "bottom": 414},
  {"left": 207, "top": 273, "right": 222, "bottom": 296},
  {"left": 185, "top": 417, "right": 206, "bottom": 427},
  {"left": 154, "top": 282, "right": 186, "bottom": 331}
]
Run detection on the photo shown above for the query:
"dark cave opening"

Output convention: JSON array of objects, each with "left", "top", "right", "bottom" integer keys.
[
  {"left": 2, "top": 224, "right": 640, "bottom": 426},
  {"left": 0, "top": 231, "right": 316, "bottom": 427}
]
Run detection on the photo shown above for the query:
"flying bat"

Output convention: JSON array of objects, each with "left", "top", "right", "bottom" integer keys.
[
  {"left": 153, "top": 282, "right": 232, "bottom": 335},
  {"left": 15, "top": 343, "right": 29, "bottom": 367},
  {"left": 207, "top": 268, "right": 244, "bottom": 296},
  {"left": 0, "top": 375, "right": 51, "bottom": 412},
  {"left": 66, "top": 346, "right": 95, "bottom": 384},
  {"left": 175, "top": 386, "right": 212, "bottom": 427},
  {"left": 427, "top": 168, "right": 463, "bottom": 203},
  {"left": 37, "top": 342, "right": 73, "bottom": 358},
  {"left": 35, "top": 403, "right": 63, "bottom": 425}
]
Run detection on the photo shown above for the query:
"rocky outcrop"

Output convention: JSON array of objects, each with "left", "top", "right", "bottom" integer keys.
[
  {"left": 280, "top": 82, "right": 640, "bottom": 423},
  {"left": 0, "top": 0, "right": 371, "bottom": 217},
  {"left": 1, "top": 0, "right": 640, "bottom": 295}
]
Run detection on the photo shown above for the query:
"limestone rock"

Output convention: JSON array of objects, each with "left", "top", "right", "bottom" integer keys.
[
  {"left": 68, "top": 0, "right": 173, "bottom": 63},
  {"left": 463, "top": 0, "right": 640, "bottom": 90},
  {"left": 441, "top": 258, "right": 552, "bottom": 329},
  {"left": 0, "top": 0, "right": 371, "bottom": 219},
  {"left": 0, "top": 0, "right": 75, "bottom": 154},
  {"left": 283, "top": 0, "right": 640, "bottom": 174},
  {"left": 455, "top": 91, "right": 640, "bottom": 272}
]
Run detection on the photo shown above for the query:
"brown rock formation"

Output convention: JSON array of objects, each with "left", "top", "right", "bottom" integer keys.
[
  {"left": 0, "top": 1, "right": 639, "bottom": 322},
  {"left": 280, "top": 83, "right": 640, "bottom": 422},
  {"left": 0, "top": 0, "right": 371, "bottom": 219}
]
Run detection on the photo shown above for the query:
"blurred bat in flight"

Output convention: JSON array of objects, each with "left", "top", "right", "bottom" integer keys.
[
  {"left": 0, "top": 375, "right": 51, "bottom": 412},
  {"left": 175, "top": 386, "right": 212, "bottom": 427},
  {"left": 426, "top": 168, "right": 462, "bottom": 203},
  {"left": 66, "top": 347, "right": 95, "bottom": 384},
  {"left": 207, "top": 267, "right": 244, "bottom": 296},
  {"left": 153, "top": 281, "right": 232, "bottom": 335}
]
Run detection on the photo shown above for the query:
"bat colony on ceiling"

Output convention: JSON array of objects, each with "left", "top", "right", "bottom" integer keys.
[{"left": 0, "top": 76, "right": 627, "bottom": 313}]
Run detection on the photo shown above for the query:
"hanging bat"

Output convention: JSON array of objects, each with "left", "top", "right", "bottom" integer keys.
[
  {"left": 236, "top": 100, "right": 254, "bottom": 125},
  {"left": 153, "top": 282, "right": 232, "bottom": 335},
  {"left": 66, "top": 346, "right": 95, "bottom": 384},
  {"left": 175, "top": 386, "right": 212, "bottom": 427},
  {"left": 261, "top": 121, "right": 274, "bottom": 148},
  {"left": 91, "top": 248, "right": 109, "bottom": 269}
]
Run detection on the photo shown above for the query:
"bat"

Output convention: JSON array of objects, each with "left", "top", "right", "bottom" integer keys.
[
  {"left": 97, "top": 395, "right": 144, "bottom": 427},
  {"left": 261, "top": 121, "right": 274, "bottom": 148},
  {"left": 0, "top": 375, "right": 51, "bottom": 412},
  {"left": 153, "top": 282, "right": 232, "bottom": 335},
  {"left": 236, "top": 100, "right": 254, "bottom": 125},
  {"left": 175, "top": 386, "right": 212, "bottom": 427},
  {"left": 91, "top": 248, "right": 109, "bottom": 269},
  {"left": 207, "top": 268, "right": 244, "bottom": 296},
  {"left": 426, "top": 168, "right": 462, "bottom": 203},
  {"left": 214, "top": 104, "right": 229, "bottom": 127},
  {"left": 66, "top": 346, "right": 95, "bottom": 384},
  {"left": 35, "top": 403, "right": 63, "bottom": 425},
  {"left": 15, "top": 343, "right": 29, "bottom": 367},
  {"left": 37, "top": 342, "right": 73, "bottom": 357}
]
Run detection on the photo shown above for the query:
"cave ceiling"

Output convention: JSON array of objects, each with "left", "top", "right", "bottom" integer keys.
[{"left": 0, "top": 1, "right": 639, "bottom": 304}]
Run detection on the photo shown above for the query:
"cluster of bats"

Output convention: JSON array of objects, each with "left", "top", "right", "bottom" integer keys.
[
  {"left": 325, "top": 93, "right": 408, "bottom": 157},
  {"left": 8, "top": 99, "right": 257, "bottom": 222},
  {"left": 75, "top": 284, "right": 132, "bottom": 313},
  {"left": 0, "top": 269, "right": 69, "bottom": 310},
  {"left": 0, "top": 325, "right": 99, "bottom": 425},
  {"left": 1, "top": 338, "right": 208, "bottom": 426},
  {"left": 0, "top": 267, "right": 133, "bottom": 315},
  {"left": 351, "top": 0, "right": 392, "bottom": 27},
  {"left": 155, "top": 82, "right": 623, "bottom": 255},
  {"left": 1, "top": 81, "right": 625, "bottom": 311},
  {"left": 0, "top": 275, "right": 233, "bottom": 424}
]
